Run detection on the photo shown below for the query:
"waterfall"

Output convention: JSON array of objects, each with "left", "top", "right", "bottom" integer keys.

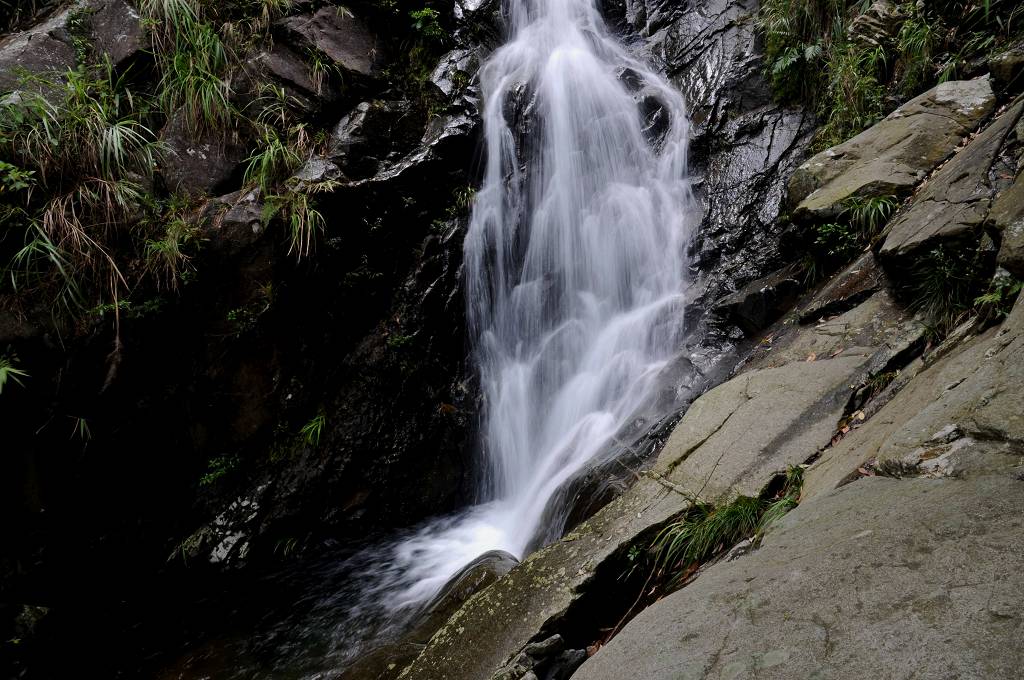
[
  {"left": 167, "top": 2, "right": 697, "bottom": 675},
  {"left": 374, "top": 0, "right": 694, "bottom": 611}
]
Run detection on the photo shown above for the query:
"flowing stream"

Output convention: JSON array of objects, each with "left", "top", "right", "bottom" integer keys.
[{"left": 371, "top": 0, "right": 695, "bottom": 620}]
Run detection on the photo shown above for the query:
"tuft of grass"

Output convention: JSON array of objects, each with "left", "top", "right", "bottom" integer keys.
[
  {"left": 69, "top": 416, "right": 92, "bottom": 441},
  {"left": 844, "top": 194, "right": 897, "bottom": 242},
  {"left": 651, "top": 466, "right": 804, "bottom": 587},
  {"left": 817, "top": 38, "right": 887, "bottom": 148},
  {"left": 142, "top": 0, "right": 234, "bottom": 133},
  {"left": 909, "top": 244, "right": 988, "bottom": 338},
  {"left": 0, "top": 351, "right": 29, "bottom": 395},
  {"left": 144, "top": 199, "right": 200, "bottom": 290},
  {"left": 0, "top": 63, "right": 157, "bottom": 312},
  {"left": 244, "top": 126, "right": 303, "bottom": 192},
  {"left": 808, "top": 195, "right": 898, "bottom": 279}
]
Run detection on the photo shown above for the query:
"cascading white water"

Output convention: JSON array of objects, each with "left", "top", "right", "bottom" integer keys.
[
  {"left": 369, "top": 0, "right": 695, "bottom": 613},
  {"left": 148, "top": 3, "right": 696, "bottom": 676}
]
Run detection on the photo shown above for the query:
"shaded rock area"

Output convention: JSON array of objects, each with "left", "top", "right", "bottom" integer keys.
[
  {"left": 158, "top": 112, "right": 248, "bottom": 195},
  {"left": 797, "top": 251, "right": 887, "bottom": 323},
  {"left": 712, "top": 263, "right": 802, "bottom": 334},
  {"left": 992, "top": 167, "right": 1024, "bottom": 277},
  {"left": 788, "top": 77, "right": 995, "bottom": 223}
]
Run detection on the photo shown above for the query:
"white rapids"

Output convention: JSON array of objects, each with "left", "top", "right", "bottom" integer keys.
[{"left": 348, "top": 0, "right": 695, "bottom": 640}]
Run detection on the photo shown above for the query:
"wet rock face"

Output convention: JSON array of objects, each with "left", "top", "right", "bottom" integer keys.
[
  {"left": 276, "top": 7, "right": 386, "bottom": 81},
  {"left": 0, "top": 0, "right": 144, "bottom": 93},
  {"left": 158, "top": 111, "right": 247, "bottom": 195},
  {"left": 608, "top": 0, "right": 815, "bottom": 333}
]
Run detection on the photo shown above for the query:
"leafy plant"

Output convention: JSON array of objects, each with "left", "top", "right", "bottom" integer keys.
[
  {"left": 300, "top": 413, "right": 325, "bottom": 446},
  {"left": 974, "top": 274, "right": 1023, "bottom": 321},
  {"left": 200, "top": 455, "right": 238, "bottom": 486},
  {"left": 409, "top": 7, "right": 445, "bottom": 41},
  {"left": 814, "top": 221, "right": 861, "bottom": 261}
]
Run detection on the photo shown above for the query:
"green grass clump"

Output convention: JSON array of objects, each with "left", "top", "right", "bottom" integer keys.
[
  {"left": 300, "top": 412, "right": 325, "bottom": 445},
  {"left": 909, "top": 243, "right": 989, "bottom": 337},
  {"left": 0, "top": 351, "right": 29, "bottom": 395},
  {"left": 0, "top": 63, "right": 158, "bottom": 311},
  {"left": 142, "top": 0, "right": 234, "bottom": 133},
  {"left": 651, "top": 466, "right": 804, "bottom": 587}
]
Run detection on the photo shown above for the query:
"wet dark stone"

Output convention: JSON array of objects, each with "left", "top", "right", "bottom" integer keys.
[
  {"left": 276, "top": 7, "right": 386, "bottom": 81},
  {"left": 713, "top": 263, "right": 804, "bottom": 335},
  {"left": 415, "top": 550, "right": 519, "bottom": 642},
  {"left": 541, "top": 648, "right": 588, "bottom": 680},
  {"left": 158, "top": 111, "right": 247, "bottom": 195}
]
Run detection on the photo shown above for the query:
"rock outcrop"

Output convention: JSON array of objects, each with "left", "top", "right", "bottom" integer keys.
[
  {"left": 992, "top": 168, "right": 1024, "bottom": 277},
  {"left": 575, "top": 292, "right": 1024, "bottom": 679},
  {"left": 879, "top": 97, "right": 1024, "bottom": 261},
  {"left": 276, "top": 7, "right": 386, "bottom": 82},
  {"left": 574, "top": 471, "right": 1024, "bottom": 679},
  {"left": 788, "top": 78, "right": 995, "bottom": 223}
]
